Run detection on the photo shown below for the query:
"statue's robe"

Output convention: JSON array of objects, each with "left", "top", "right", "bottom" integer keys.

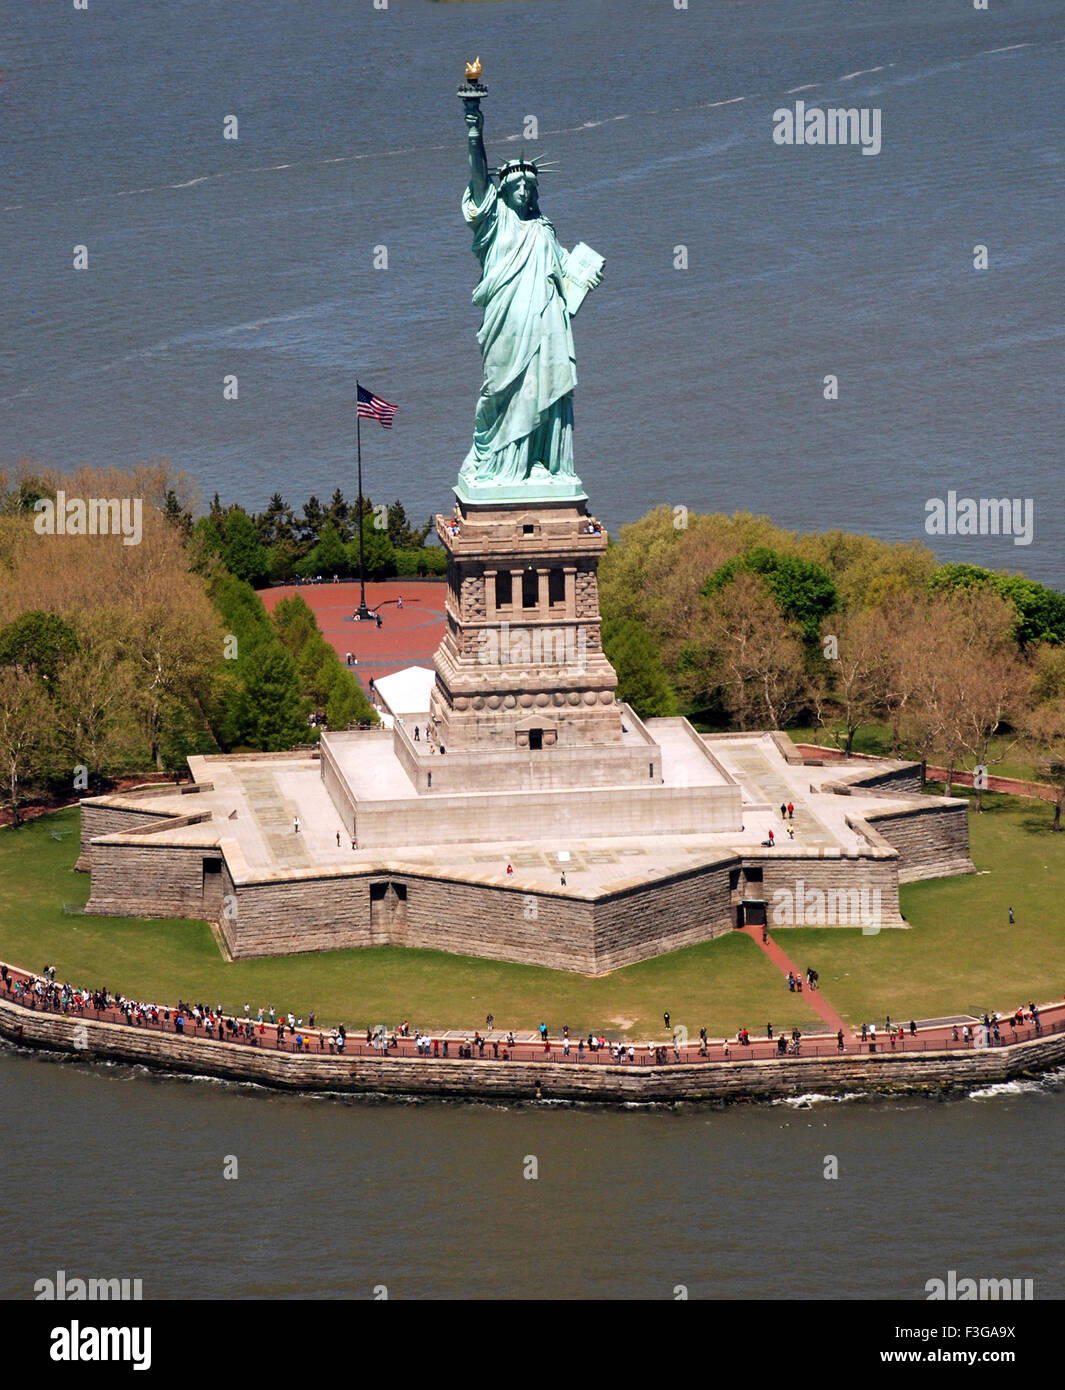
[{"left": 460, "top": 181, "right": 578, "bottom": 483}]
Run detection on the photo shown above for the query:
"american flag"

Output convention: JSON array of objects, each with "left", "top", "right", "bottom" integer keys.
[{"left": 357, "top": 382, "right": 396, "bottom": 428}]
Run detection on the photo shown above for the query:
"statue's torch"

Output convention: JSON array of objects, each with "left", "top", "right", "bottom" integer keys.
[{"left": 457, "top": 56, "right": 488, "bottom": 112}]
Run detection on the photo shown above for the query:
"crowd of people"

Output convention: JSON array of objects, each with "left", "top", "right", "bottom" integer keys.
[{"left": 0, "top": 963, "right": 1057, "bottom": 1066}]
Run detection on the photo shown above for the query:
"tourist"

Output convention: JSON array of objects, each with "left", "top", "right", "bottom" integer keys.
[
  {"left": 560, "top": 872, "right": 567, "bottom": 886},
  {"left": 293, "top": 814, "right": 300, "bottom": 834},
  {"left": 663, "top": 1011, "right": 670, "bottom": 1030},
  {"left": 768, "top": 828, "right": 775, "bottom": 846},
  {"left": 538, "top": 1021, "right": 548, "bottom": 1040},
  {"left": 414, "top": 726, "right": 420, "bottom": 741},
  {"left": 909, "top": 1019, "right": 917, "bottom": 1036},
  {"left": 336, "top": 831, "right": 340, "bottom": 847},
  {"left": 837, "top": 1029, "right": 845, "bottom": 1052},
  {"left": 780, "top": 803, "right": 787, "bottom": 820},
  {"left": 787, "top": 802, "right": 794, "bottom": 820},
  {"left": 397, "top": 596, "right": 403, "bottom": 609},
  {"left": 506, "top": 862, "right": 514, "bottom": 875},
  {"left": 767, "top": 1023, "right": 773, "bottom": 1040},
  {"left": 1008, "top": 905, "right": 1015, "bottom": 924}
]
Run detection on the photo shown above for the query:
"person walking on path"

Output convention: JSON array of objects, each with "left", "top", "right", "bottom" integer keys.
[
  {"left": 787, "top": 802, "right": 794, "bottom": 820},
  {"left": 1009, "top": 905, "right": 1015, "bottom": 924},
  {"left": 293, "top": 814, "right": 300, "bottom": 834},
  {"left": 780, "top": 803, "right": 787, "bottom": 820}
]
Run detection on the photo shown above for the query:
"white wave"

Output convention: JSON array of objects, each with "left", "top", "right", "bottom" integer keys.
[
  {"left": 785, "top": 84, "right": 819, "bottom": 94},
  {"left": 968, "top": 1079, "right": 1047, "bottom": 1100},
  {"left": 772, "top": 1090, "right": 862, "bottom": 1107},
  {"left": 982, "top": 44, "right": 1033, "bottom": 56},
  {"left": 839, "top": 66, "right": 888, "bottom": 81}
]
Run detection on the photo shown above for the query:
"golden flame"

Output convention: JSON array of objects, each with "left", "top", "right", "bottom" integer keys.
[{"left": 465, "top": 57, "right": 482, "bottom": 81}]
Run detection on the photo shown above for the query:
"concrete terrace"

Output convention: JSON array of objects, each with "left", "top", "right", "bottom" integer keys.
[{"left": 89, "top": 733, "right": 936, "bottom": 897}]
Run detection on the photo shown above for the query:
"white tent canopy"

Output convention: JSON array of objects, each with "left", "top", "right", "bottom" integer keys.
[{"left": 372, "top": 666, "right": 434, "bottom": 727}]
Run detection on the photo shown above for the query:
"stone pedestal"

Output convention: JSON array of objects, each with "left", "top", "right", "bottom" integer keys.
[{"left": 428, "top": 497, "right": 625, "bottom": 754}]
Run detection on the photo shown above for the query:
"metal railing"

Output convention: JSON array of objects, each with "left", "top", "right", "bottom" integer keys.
[{"left": 2, "top": 974, "right": 1060, "bottom": 1068}]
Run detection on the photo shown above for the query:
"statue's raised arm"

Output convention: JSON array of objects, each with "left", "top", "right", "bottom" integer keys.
[{"left": 465, "top": 103, "right": 490, "bottom": 204}]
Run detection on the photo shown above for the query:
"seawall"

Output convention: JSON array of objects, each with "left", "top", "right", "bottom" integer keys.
[{"left": 2, "top": 996, "right": 1062, "bottom": 1106}]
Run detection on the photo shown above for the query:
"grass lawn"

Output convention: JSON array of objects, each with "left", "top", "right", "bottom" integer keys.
[
  {"left": 783, "top": 788, "right": 1065, "bottom": 1023},
  {"left": 4, "top": 794, "right": 1060, "bottom": 1036},
  {"left": 0, "top": 808, "right": 819, "bottom": 1041}
]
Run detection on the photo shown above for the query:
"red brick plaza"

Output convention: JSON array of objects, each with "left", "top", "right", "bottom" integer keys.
[{"left": 260, "top": 579, "right": 446, "bottom": 692}]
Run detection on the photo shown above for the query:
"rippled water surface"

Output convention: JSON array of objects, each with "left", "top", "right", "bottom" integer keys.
[
  {"left": 3, "top": 0, "right": 1064, "bottom": 583},
  {"left": 3, "top": 1046, "right": 1062, "bottom": 1300}
]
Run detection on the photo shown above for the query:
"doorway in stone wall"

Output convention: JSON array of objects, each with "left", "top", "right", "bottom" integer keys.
[
  {"left": 202, "top": 857, "right": 223, "bottom": 916},
  {"left": 370, "top": 880, "right": 408, "bottom": 943}
]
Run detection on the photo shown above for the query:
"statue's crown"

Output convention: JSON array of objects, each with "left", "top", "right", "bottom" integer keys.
[{"left": 497, "top": 156, "right": 556, "bottom": 183}]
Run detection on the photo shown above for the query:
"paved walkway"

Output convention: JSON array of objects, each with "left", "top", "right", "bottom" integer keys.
[
  {"left": 740, "top": 923, "right": 855, "bottom": 1038},
  {"left": 6, "top": 961, "right": 1062, "bottom": 1065},
  {"left": 260, "top": 580, "right": 446, "bottom": 689}
]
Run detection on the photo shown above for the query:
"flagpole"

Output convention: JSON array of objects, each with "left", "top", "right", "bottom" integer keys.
[{"left": 355, "top": 381, "right": 372, "bottom": 622}]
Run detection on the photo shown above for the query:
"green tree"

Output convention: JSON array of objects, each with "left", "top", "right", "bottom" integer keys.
[
  {"left": 601, "top": 617, "right": 677, "bottom": 718},
  {"left": 299, "top": 495, "right": 325, "bottom": 548},
  {"left": 0, "top": 666, "right": 60, "bottom": 824},
  {"left": 0, "top": 611, "right": 80, "bottom": 684},
  {"left": 324, "top": 666, "right": 374, "bottom": 729},
  {"left": 387, "top": 499, "right": 433, "bottom": 549},
  {"left": 704, "top": 547, "right": 837, "bottom": 645},
  {"left": 234, "top": 646, "right": 310, "bottom": 751},
  {"left": 348, "top": 525, "right": 396, "bottom": 580},
  {"left": 323, "top": 489, "right": 352, "bottom": 542},
  {"left": 931, "top": 563, "right": 1065, "bottom": 648},
  {"left": 257, "top": 493, "right": 297, "bottom": 548},
  {"left": 220, "top": 509, "right": 270, "bottom": 588},
  {"left": 297, "top": 522, "right": 349, "bottom": 579},
  {"left": 162, "top": 488, "right": 194, "bottom": 539}
]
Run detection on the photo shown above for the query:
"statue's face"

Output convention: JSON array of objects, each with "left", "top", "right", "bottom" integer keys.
[{"left": 502, "top": 173, "right": 539, "bottom": 219}]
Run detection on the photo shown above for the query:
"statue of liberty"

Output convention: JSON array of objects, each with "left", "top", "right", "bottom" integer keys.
[{"left": 458, "top": 93, "right": 603, "bottom": 500}]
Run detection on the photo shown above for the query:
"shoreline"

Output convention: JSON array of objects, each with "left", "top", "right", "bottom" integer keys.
[{"left": 3, "top": 993, "right": 1063, "bottom": 1107}]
